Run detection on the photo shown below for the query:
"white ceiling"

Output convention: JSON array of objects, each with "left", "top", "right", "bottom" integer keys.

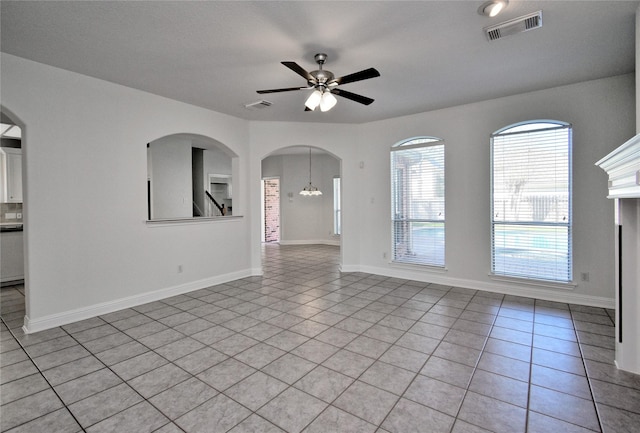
[{"left": 1, "top": 1, "right": 637, "bottom": 124}]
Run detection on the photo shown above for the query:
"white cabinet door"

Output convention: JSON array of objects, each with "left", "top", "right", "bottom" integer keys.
[
  {"left": 0, "top": 231, "right": 24, "bottom": 283},
  {"left": 1, "top": 148, "right": 22, "bottom": 202}
]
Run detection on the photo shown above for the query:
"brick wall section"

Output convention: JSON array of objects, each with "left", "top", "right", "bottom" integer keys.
[{"left": 264, "top": 179, "right": 280, "bottom": 242}]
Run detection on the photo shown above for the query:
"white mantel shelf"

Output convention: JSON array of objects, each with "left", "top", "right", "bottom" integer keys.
[{"left": 596, "top": 133, "right": 640, "bottom": 198}]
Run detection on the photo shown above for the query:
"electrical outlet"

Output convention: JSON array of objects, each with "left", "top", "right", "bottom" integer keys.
[
  {"left": 178, "top": 265, "right": 183, "bottom": 273},
  {"left": 383, "top": 252, "right": 387, "bottom": 259},
  {"left": 580, "top": 272, "right": 590, "bottom": 282}
]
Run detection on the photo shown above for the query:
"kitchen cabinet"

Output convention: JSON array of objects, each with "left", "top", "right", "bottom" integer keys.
[
  {"left": 1, "top": 147, "right": 23, "bottom": 202},
  {"left": 0, "top": 229, "right": 24, "bottom": 283}
]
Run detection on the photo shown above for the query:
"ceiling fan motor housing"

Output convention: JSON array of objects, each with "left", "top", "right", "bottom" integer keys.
[
  {"left": 310, "top": 54, "right": 334, "bottom": 88},
  {"left": 310, "top": 70, "right": 334, "bottom": 88}
]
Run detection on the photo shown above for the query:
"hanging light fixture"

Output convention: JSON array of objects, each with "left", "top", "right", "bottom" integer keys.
[{"left": 299, "top": 148, "right": 322, "bottom": 196}]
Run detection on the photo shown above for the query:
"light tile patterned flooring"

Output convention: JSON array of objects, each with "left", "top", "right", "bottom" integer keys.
[{"left": 2, "top": 244, "right": 640, "bottom": 432}]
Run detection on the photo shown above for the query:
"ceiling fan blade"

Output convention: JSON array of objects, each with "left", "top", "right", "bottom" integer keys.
[
  {"left": 282, "top": 61, "right": 314, "bottom": 81},
  {"left": 333, "top": 68, "right": 380, "bottom": 85},
  {"left": 331, "top": 88, "right": 375, "bottom": 105},
  {"left": 257, "top": 86, "right": 310, "bottom": 94}
]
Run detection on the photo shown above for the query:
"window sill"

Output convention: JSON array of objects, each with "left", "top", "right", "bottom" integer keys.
[
  {"left": 146, "top": 215, "right": 243, "bottom": 227},
  {"left": 390, "top": 260, "right": 448, "bottom": 273},
  {"left": 489, "top": 273, "right": 577, "bottom": 291}
]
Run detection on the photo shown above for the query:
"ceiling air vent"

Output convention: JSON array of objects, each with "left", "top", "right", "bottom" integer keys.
[
  {"left": 484, "top": 10, "right": 542, "bottom": 41},
  {"left": 244, "top": 100, "right": 272, "bottom": 110}
]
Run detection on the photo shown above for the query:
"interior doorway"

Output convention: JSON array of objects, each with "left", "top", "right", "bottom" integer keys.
[{"left": 261, "top": 178, "right": 280, "bottom": 243}]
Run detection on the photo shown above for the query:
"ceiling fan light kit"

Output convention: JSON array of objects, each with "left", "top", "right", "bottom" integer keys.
[
  {"left": 258, "top": 53, "right": 380, "bottom": 112},
  {"left": 305, "top": 90, "right": 323, "bottom": 110}
]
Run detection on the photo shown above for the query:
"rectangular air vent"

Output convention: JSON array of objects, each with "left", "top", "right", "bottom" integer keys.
[
  {"left": 244, "top": 100, "right": 272, "bottom": 110},
  {"left": 484, "top": 10, "right": 542, "bottom": 41}
]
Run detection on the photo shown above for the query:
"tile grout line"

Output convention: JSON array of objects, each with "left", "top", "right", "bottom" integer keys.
[
  {"left": 443, "top": 294, "right": 501, "bottom": 433},
  {"left": 0, "top": 311, "right": 89, "bottom": 433},
  {"left": 569, "top": 305, "right": 605, "bottom": 433}
]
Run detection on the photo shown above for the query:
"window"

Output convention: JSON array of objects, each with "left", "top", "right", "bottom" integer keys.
[
  {"left": 391, "top": 137, "right": 445, "bottom": 266},
  {"left": 491, "top": 121, "right": 572, "bottom": 282},
  {"left": 333, "top": 177, "right": 341, "bottom": 235}
]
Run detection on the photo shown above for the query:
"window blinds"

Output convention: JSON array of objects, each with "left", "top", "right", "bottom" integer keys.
[
  {"left": 491, "top": 123, "right": 572, "bottom": 282},
  {"left": 391, "top": 140, "right": 445, "bottom": 266}
]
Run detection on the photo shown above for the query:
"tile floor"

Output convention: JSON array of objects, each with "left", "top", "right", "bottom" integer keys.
[{"left": 1, "top": 244, "right": 640, "bottom": 433}]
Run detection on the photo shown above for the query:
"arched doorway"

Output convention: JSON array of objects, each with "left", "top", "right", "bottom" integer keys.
[
  {"left": 1, "top": 107, "right": 28, "bottom": 331},
  {"left": 261, "top": 146, "right": 341, "bottom": 248}
]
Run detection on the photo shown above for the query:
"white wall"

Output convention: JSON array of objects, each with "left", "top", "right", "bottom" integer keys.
[
  {"left": 354, "top": 74, "right": 635, "bottom": 306},
  {"left": 203, "top": 146, "right": 232, "bottom": 176},
  {"left": 1, "top": 54, "right": 252, "bottom": 331},
  {"left": 262, "top": 153, "right": 339, "bottom": 244},
  {"left": 149, "top": 136, "right": 192, "bottom": 219}
]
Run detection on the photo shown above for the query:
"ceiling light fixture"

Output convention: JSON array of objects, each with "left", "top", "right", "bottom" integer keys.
[
  {"left": 305, "top": 88, "right": 337, "bottom": 112},
  {"left": 299, "top": 148, "right": 322, "bottom": 196},
  {"left": 478, "top": 0, "right": 508, "bottom": 17},
  {"left": 319, "top": 91, "right": 337, "bottom": 112},
  {"left": 305, "top": 90, "right": 323, "bottom": 110}
]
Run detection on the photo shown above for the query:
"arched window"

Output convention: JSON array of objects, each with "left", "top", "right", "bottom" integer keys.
[
  {"left": 491, "top": 121, "right": 572, "bottom": 282},
  {"left": 391, "top": 137, "right": 445, "bottom": 266}
]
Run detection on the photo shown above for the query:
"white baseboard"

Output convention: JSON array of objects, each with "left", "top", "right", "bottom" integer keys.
[
  {"left": 339, "top": 264, "right": 361, "bottom": 273},
  {"left": 251, "top": 267, "right": 263, "bottom": 276},
  {"left": 23, "top": 268, "right": 253, "bottom": 334},
  {"left": 1, "top": 276, "right": 24, "bottom": 285},
  {"left": 350, "top": 264, "right": 614, "bottom": 308},
  {"left": 279, "top": 239, "right": 340, "bottom": 246}
]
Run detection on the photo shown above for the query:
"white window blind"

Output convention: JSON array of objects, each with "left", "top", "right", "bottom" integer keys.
[
  {"left": 491, "top": 122, "right": 572, "bottom": 282},
  {"left": 391, "top": 138, "right": 445, "bottom": 266}
]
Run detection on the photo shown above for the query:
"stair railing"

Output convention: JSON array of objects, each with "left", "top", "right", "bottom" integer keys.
[{"left": 205, "top": 190, "right": 226, "bottom": 216}]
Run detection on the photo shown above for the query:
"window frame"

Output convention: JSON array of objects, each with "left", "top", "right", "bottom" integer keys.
[
  {"left": 391, "top": 137, "right": 445, "bottom": 267},
  {"left": 490, "top": 120, "right": 573, "bottom": 283}
]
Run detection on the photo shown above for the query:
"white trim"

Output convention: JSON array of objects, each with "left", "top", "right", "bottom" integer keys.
[
  {"left": 390, "top": 261, "right": 448, "bottom": 273},
  {"left": 278, "top": 239, "right": 340, "bottom": 246},
  {"left": 146, "top": 215, "right": 243, "bottom": 227},
  {"left": 596, "top": 133, "right": 640, "bottom": 199},
  {"left": 339, "top": 264, "right": 360, "bottom": 273},
  {"left": 250, "top": 267, "right": 263, "bottom": 276},
  {"left": 22, "top": 268, "right": 253, "bottom": 334},
  {"left": 489, "top": 273, "right": 577, "bottom": 290},
  {"left": 1, "top": 276, "right": 24, "bottom": 284},
  {"left": 349, "top": 264, "right": 613, "bottom": 308}
]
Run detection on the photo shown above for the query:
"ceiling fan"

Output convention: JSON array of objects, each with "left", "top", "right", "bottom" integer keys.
[{"left": 257, "top": 53, "right": 380, "bottom": 112}]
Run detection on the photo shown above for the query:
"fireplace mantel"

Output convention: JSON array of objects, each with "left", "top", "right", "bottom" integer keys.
[
  {"left": 596, "top": 133, "right": 640, "bottom": 198},
  {"left": 596, "top": 133, "right": 640, "bottom": 375}
]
